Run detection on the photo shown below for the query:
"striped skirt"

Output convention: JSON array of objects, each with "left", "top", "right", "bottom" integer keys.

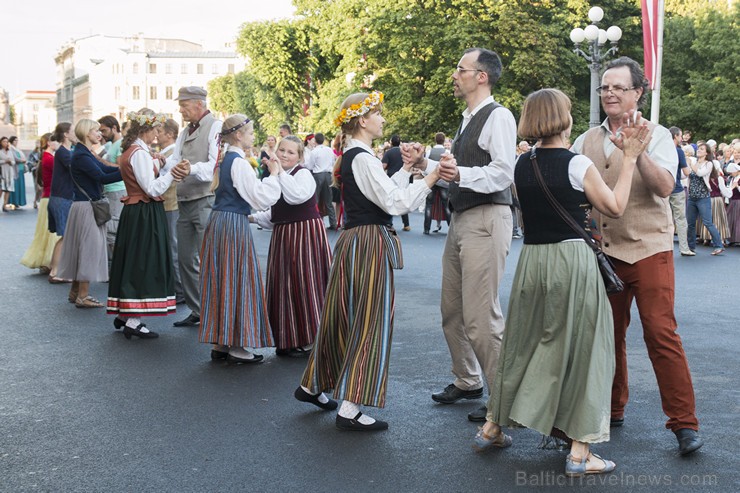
[
  {"left": 300, "top": 224, "right": 395, "bottom": 408},
  {"left": 698, "top": 196, "right": 730, "bottom": 242},
  {"left": 199, "top": 210, "right": 273, "bottom": 348},
  {"left": 267, "top": 217, "right": 332, "bottom": 350},
  {"left": 727, "top": 199, "right": 740, "bottom": 243},
  {"left": 20, "top": 198, "right": 61, "bottom": 269},
  {"left": 107, "top": 201, "right": 176, "bottom": 317}
]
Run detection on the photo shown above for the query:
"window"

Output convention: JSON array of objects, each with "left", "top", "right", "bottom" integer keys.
[
  {"left": 114, "top": 86, "right": 120, "bottom": 99},
  {"left": 133, "top": 86, "right": 140, "bottom": 100},
  {"left": 181, "top": 64, "right": 187, "bottom": 74},
  {"left": 149, "top": 63, "right": 157, "bottom": 74},
  {"left": 165, "top": 64, "right": 172, "bottom": 74},
  {"left": 228, "top": 64, "right": 235, "bottom": 74},
  {"left": 133, "top": 62, "right": 139, "bottom": 74},
  {"left": 150, "top": 86, "right": 157, "bottom": 100},
  {"left": 197, "top": 64, "right": 203, "bottom": 74},
  {"left": 165, "top": 86, "right": 173, "bottom": 99},
  {"left": 212, "top": 64, "right": 218, "bottom": 74}
]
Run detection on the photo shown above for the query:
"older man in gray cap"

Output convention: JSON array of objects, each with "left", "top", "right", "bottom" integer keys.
[{"left": 166, "top": 86, "right": 223, "bottom": 327}]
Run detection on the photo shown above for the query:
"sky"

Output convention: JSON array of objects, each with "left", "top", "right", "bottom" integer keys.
[{"left": 1, "top": 0, "right": 296, "bottom": 100}]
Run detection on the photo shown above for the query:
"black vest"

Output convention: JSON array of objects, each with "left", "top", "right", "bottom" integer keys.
[
  {"left": 271, "top": 165, "right": 321, "bottom": 224},
  {"left": 515, "top": 148, "right": 591, "bottom": 245},
  {"left": 448, "top": 102, "right": 512, "bottom": 212},
  {"left": 341, "top": 147, "right": 392, "bottom": 229}
]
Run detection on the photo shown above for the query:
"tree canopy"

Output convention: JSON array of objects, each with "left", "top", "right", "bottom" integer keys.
[{"left": 209, "top": 0, "right": 738, "bottom": 144}]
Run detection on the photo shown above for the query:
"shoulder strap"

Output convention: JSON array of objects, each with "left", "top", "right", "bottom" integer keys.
[{"left": 530, "top": 148, "right": 599, "bottom": 253}]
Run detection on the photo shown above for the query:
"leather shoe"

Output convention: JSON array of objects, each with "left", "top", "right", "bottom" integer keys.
[
  {"left": 336, "top": 413, "right": 388, "bottom": 431},
  {"left": 173, "top": 313, "right": 200, "bottom": 327},
  {"left": 610, "top": 416, "right": 624, "bottom": 427},
  {"left": 468, "top": 406, "right": 487, "bottom": 422},
  {"left": 675, "top": 428, "right": 703, "bottom": 456},
  {"left": 228, "top": 353, "right": 264, "bottom": 364},
  {"left": 294, "top": 386, "right": 338, "bottom": 411},
  {"left": 432, "top": 383, "right": 483, "bottom": 404}
]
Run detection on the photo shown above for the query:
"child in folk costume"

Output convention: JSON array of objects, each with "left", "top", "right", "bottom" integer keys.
[
  {"left": 197, "top": 114, "right": 282, "bottom": 363},
  {"left": 294, "top": 92, "right": 441, "bottom": 430},
  {"left": 251, "top": 136, "right": 332, "bottom": 357},
  {"left": 107, "top": 109, "right": 185, "bottom": 339}
]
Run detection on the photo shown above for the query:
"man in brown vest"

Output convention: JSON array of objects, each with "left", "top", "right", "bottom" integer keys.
[
  {"left": 571, "top": 57, "right": 703, "bottom": 455},
  {"left": 403, "top": 48, "right": 516, "bottom": 422},
  {"left": 167, "top": 86, "right": 223, "bottom": 327}
]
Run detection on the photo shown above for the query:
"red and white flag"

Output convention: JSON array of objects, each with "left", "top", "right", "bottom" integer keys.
[{"left": 641, "top": 0, "right": 661, "bottom": 89}]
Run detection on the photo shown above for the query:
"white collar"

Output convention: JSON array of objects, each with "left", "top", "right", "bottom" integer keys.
[
  {"left": 229, "top": 146, "right": 246, "bottom": 158},
  {"left": 346, "top": 138, "right": 374, "bottom": 154},
  {"left": 134, "top": 138, "right": 150, "bottom": 152},
  {"left": 462, "top": 95, "right": 495, "bottom": 120}
]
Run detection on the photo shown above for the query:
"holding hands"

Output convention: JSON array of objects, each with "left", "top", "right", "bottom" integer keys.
[
  {"left": 170, "top": 160, "right": 191, "bottom": 181},
  {"left": 610, "top": 110, "right": 652, "bottom": 159},
  {"left": 265, "top": 156, "right": 282, "bottom": 176},
  {"left": 400, "top": 142, "right": 458, "bottom": 182}
]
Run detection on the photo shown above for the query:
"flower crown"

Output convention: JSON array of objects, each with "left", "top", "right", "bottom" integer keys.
[
  {"left": 127, "top": 112, "right": 167, "bottom": 127},
  {"left": 334, "top": 91, "right": 384, "bottom": 127}
]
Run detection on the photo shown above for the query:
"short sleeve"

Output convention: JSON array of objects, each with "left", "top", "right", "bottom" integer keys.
[{"left": 568, "top": 154, "right": 593, "bottom": 192}]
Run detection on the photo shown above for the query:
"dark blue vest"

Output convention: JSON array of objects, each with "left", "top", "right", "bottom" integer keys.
[{"left": 213, "top": 151, "right": 252, "bottom": 215}]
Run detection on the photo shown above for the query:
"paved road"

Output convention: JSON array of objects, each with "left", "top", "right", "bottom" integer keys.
[{"left": 0, "top": 192, "right": 737, "bottom": 492}]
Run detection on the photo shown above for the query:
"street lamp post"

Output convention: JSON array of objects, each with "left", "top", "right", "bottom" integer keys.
[{"left": 570, "top": 6, "right": 622, "bottom": 128}]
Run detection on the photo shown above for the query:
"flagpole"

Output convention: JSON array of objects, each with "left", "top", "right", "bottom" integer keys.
[{"left": 650, "top": 0, "right": 665, "bottom": 123}]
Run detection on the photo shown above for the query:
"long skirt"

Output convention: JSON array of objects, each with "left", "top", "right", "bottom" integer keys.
[
  {"left": 488, "top": 241, "right": 614, "bottom": 443},
  {"left": 48, "top": 196, "right": 73, "bottom": 236},
  {"left": 9, "top": 166, "right": 27, "bottom": 206},
  {"left": 107, "top": 201, "right": 176, "bottom": 317},
  {"left": 301, "top": 224, "right": 395, "bottom": 408},
  {"left": 727, "top": 199, "right": 740, "bottom": 243},
  {"left": 698, "top": 196, "right": 730, "bottom": 242},
  {"left": 1, "top": 164, "right": 15, "bottom": 192},
  {"left": 20, "top": 198, "right": 60, "bottom": 269},
  {"left": 56, "top": 202, "right": 108, "bottom": 282},
  {"left": 199, "top": 210, "right": 273, "bottom": 348},
  {"left": 267, "top": 217, "right": 332, "bottom": 350},
  {"left": 430, "top": 187, "right": 448, "bottom": 222}
]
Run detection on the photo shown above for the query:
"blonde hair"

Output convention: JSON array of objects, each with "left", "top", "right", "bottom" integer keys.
[
  {"left": 211, "top": 113, "right": 253, "bottom": 193},
  {"left": 332, "top": 93, "right": 383, "bottom": 186},
  {"left": 278, "top": 135, "right": 305, "bottom": 164},
  {"left": 74, "top": 119, "right": 100, "bottom": 144},
  {"left": 517, "top": 88, "right": 572, "bottom": 141}
]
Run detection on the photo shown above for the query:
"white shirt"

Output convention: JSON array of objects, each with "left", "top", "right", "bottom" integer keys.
[
  {"left": 130, "top": 139, "right": 175, "bottom": 197},
  {"left": 305, "top": 144, "right": 336, "bottom": 173},
  {"left": 425, "top": 96, "right": 516, "bottom": 193},
  {"left": 226, "top": 147, "right": 281, "bottom": 211},
  {"left": 164, "top": 118, "right": 224, "bottom": 182},
  {"left": 346, "top": 139, "right": 431, "bottom": 215},
  {"left": 252, "top": 164, "right": 317, "bottom": 229}
]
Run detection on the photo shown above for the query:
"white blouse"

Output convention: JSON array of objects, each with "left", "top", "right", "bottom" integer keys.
[
  {"left": 227, "top": 147, "right": 281, "bottom": 211},
  {"left": 252, "top": 164, "right": 317, "bottom": 229},
  {"left": 130, "top": 139, "right": 175, "bottom": 198}
]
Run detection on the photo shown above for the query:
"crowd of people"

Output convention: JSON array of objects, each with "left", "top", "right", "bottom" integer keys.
[{"left": 10, "top": 48, "right": 729, "bottom": 478}]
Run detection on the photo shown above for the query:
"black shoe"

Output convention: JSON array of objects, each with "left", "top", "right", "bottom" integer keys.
[
  {"left": 227, "top": 353, "right": 264, "bottom": 364},
  {"left": 468, "top": 405, "right": 487, "bottom": 422},
  {"left": 610, "top": 416, "right": 624, "bottom": 427},
  {"left": 675, "top": 428, "right": 703, "bottom": 456},
  {"left": 432, "top": 383, "right": 483, "bottom": 404},
  {"left": 423, "top": 230, "right": 430, "bottom": 235},
  {"left": 336, "top": 413, "right": 388, "bottom": 431},
  {"left": 210, "top": 349, "right": 229, "bottom": 360},
  {"left": 113, "top": 317, "right": 126, "bottom": 330},
  {"left": 175, "top": 296, "right": 186, "bottom": 305},
  {"left": 276, "top": 347, "right": 310, "bottom": 357},
  {"left": 294, "top": 386, "right": 338, "bottom": 411},
  {"left": 173, "top": 313, "right": 200, "bottom": 327},
  {"left": 123, "top": 324, "right": 158, "bottom": 339}
]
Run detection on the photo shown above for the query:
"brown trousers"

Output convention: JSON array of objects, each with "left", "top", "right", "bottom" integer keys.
[{"left": 609, "top": 251, "right": 699, "bottom": 431}]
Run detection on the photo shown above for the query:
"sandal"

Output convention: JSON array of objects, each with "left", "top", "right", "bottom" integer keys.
[
  {"left": 565, "top": 452, "right": 616, "bottom": 477},
  {"left": 711, "top": 248, "right": 725, "bottom": 256},
  {"left": 48, "top": 275, "right": 68, "bottom": 284},
  {"left": 472, "top": 426, "right": 513, "bottom": 453},
  {"left": 75, "top": 296, "right": 104, "bottom": 308},
  {"left": 68, "top": 288, "right": 79, "bottom": 304}
]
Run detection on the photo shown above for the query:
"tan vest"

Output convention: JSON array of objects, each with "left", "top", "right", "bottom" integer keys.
[
  {"left": 160, "top": 146, "right": 178, "bottom": 211},
  {"left": 582, "top": 124, "right": 673, "bottom": 264},
  {"left": 176, "top": 112, "right": 217, "bottom": 202}
]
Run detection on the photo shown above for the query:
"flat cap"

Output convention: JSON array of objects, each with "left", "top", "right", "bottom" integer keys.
[{"left": 175, "top": 86, "right": 207, "bottom": 101}]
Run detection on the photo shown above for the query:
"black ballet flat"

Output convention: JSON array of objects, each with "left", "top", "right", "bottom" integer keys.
[
  {"left": 210, "top": 349, "right": 229, "bottom": 360},
  {"left": 293, "top": 386, "right": 338, "bottom": 411},
  {"left": 227, "top": 353, "right": 263, "bottom": 364},
  {"left": 113, "top": 318, "right": 126, "bottom": 330},
  {"left": 123, "top": 324, "right": 158, "bottom": 339},
  {"left": 336, "top": 412, "right": 388, "bottom": 432}
]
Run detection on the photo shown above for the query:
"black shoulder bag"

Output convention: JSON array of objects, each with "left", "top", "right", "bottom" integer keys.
[{"left": 530, "top": 149, "right": 624, "bottom": 295}]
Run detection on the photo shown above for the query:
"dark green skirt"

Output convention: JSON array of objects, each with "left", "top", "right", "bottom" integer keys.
[{"left": 107, "top": 201, "right": 176, "bottom": 317}]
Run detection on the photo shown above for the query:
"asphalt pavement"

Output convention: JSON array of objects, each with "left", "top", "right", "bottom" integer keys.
[{"left": 0, "top": 188, "right": 737, "bottom": 492}]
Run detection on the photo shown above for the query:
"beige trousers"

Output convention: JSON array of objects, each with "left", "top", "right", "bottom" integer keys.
[{"left": 441, "top": 203, "right": 512, "bottom": 392}]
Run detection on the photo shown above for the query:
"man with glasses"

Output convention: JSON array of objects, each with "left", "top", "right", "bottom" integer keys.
[
  {"left": 403, "top": 48, "right": 516, "bottom": 423},
  {"left": 572, "top": 57, "right": 703, "bottom": 456}
]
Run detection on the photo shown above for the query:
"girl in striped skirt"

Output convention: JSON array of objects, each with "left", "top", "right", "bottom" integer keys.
[
  {"left": 295, "top": 92, "right": 442, "bottom": 431},
  {"left": 251, "top": 136, "right": 332, "bottom": 357},
  {"left": 198, "top": 114, "right": 282, "bottom": 363}
]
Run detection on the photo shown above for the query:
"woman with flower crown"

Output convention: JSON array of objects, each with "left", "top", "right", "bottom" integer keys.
[
  {"left": 106, "top": 109, "right": 187, "bottom": 339},
  {"left": 294, "top": 92, "right": 442, "bottom": 431}
]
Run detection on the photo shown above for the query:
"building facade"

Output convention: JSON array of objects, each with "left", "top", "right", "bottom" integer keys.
[
  {"left": 55, "top": 35, "right": 246, "bottom": 126},
  {"left": 11, "top": 91, "right": 57, "bottom": 149}
]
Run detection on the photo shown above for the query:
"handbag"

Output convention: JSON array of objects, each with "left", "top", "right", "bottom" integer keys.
[
  {"left": 70, "top": 171, "right": 112, "bottom": 227},
  {"left": 530, "top": 149, "right": 624, "bottom": 295},
  {"left": 378, "top": 225, "right": 404, "bottom": 269}
]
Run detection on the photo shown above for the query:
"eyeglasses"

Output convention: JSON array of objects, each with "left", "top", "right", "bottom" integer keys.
[
  {"left": 454, "top": 66, "right": 482, "bottom": 74},
  {"left": 596, "top": 85, "right": 635, "bottom": 96}
]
